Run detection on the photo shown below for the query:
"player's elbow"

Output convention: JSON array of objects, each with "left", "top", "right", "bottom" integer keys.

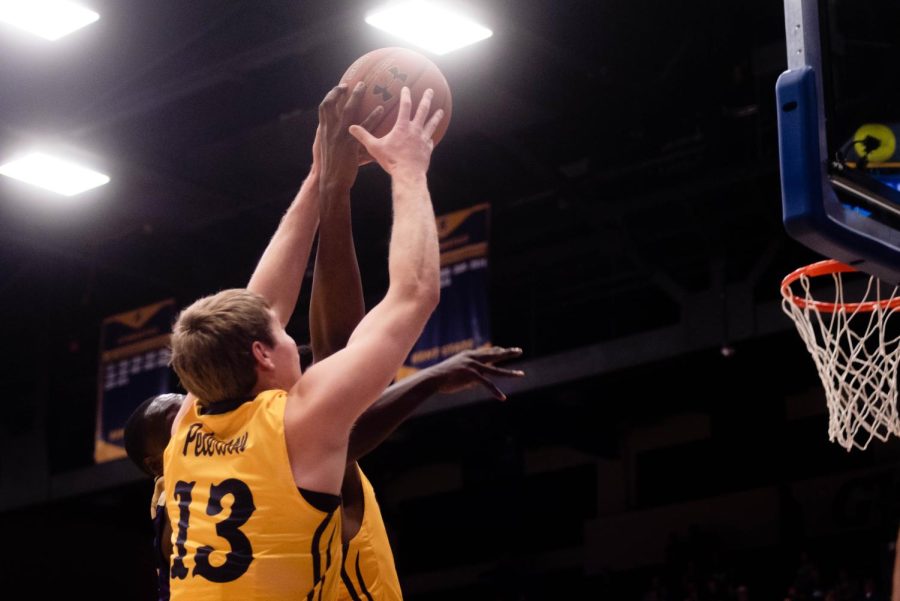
[
  {"left": 414, "top": 277, "right": 440, "bottom": 315},
  {"left": 392, "top": 275, "right": 440, "bottom": 311},
  {"left": 418, "top": 278, "right": 440, "bottom": 312},
  {"left": 388, "top": 280, "right": 439, "bottom": 327}
]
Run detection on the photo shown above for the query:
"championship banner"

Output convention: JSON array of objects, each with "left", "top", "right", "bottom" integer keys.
[
  {"left": 400, "top": 203, "right": 491, "bottom": 379},
  {"left": 95, "top": 299, "right": 176, "bottom": 463}
]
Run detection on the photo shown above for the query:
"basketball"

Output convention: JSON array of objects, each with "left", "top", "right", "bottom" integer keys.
[{"left": 340, "top": 47, "right": 452, "bottom": 146}]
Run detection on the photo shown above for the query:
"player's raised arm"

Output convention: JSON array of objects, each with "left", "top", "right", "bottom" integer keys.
[
  {"left": 309, "top": 81, "right": 383, "bottom": 361},
  {"left": 250, "top": 82, "right": 382, "bottom": 333},
  {"left": 244, "top": 86, "right": 367, "bottom": 326},
  {"left": 245, "top": 170, "right": 319, "bottom": 326},
  {"left": 285, "top": 87, "right": 444, "bottom": 493}
]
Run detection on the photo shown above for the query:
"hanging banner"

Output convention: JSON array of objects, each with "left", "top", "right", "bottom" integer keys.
[
  {"left": 95, "top": 299, "right": 175, "bottom": 463},
  {"left": 400, "top": 203, "right": 491, "bottom": 378}
]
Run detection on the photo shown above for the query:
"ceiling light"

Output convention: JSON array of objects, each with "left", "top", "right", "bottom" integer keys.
[
  {"left": 0, "top": 152, "right": 110, "bottom": 196},
  {"left": 0, "top": 0, "right": 99, "bottom": 41},
  {"left": 366, "top": 1, "right": 492, "bottom": 55}
]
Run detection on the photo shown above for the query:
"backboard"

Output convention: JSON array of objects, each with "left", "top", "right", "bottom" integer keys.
[{"left": 777, "top": 0, "right": 900, "bottom": 283}]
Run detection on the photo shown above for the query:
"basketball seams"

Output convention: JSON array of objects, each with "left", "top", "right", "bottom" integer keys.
[
  {"left": 366, "top": 49, "right": 431, "bottom": 136},
  {"left": 339, "top": 47, "right": 451, "bottom": 143}
]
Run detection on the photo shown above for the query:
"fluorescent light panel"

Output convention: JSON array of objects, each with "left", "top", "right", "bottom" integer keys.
[
  {"left": 366, "top": 1, "right": 492, "bottom": 55},
  {"left": 0, "top": 152, "right": 109, "bottom": 196},
  {"left": 0, "top": 0, "right": 99, "bottom": 41}
]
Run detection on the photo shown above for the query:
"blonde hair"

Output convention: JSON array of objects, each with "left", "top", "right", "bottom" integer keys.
[{"left": 170, "top": 289, "right": 274, "bottom": 404}]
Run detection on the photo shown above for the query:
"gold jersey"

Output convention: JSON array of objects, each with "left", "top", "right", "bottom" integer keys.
[
  {"left": 338, "top": 466, "right": 403, "bottom": 601},
  {"left": 163, "top": 389, "right": 342, "bottom": 600}
]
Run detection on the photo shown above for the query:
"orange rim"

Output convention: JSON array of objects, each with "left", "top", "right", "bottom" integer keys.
[{"left": 781, "top": 259, "right": 900, "bottom": 312}]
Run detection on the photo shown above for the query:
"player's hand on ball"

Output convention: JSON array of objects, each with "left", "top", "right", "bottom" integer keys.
[{"left": 348, "top": 87, "right": 444, "bottom": 177}]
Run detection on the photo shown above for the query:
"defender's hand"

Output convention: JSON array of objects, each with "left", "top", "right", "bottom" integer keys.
[
  {"left": 430, "top": 346, "right": 524, "bottom": 400},
  {"left": 317, "top": 82, "right": 384, "bottom": 189}
]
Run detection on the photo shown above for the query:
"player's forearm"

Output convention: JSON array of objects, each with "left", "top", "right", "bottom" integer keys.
[
  {"left": 247, "top": 170, "right": 320, "bottom": 326},
  {"left": 347, "top": 366, "right": 441, "bottom": 462},
  {"left": 309, "top": 182, "right": 365, "bottom": 362},
  {"left": 385, "top": 170, "right": 440, "bottom": 310},
  {"left": 340, "top": 171, "right": 437, "bottom": 350}
]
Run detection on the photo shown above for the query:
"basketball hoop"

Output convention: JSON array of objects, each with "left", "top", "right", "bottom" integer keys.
[{"left": 781, "top": 259, "right": 900, "bottom": 451}]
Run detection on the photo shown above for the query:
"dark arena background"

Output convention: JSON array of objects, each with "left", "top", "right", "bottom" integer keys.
[{"left": 1, "top": 1, "right": 898, "bottom": 599}]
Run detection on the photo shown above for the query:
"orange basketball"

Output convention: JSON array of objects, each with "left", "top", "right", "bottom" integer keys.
[{"left": 340, "top": 47, "right": 452, "bottom": 146}]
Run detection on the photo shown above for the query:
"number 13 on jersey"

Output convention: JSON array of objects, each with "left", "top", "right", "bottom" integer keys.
[{"left": 171, "top": 478, "right": 257, "bottom": 583}]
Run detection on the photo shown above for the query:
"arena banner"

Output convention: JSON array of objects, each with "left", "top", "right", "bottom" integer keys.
[
  {"left": 95, "top": 299, "right": 176, "bottom": 463},
  {"left": 399, "top": 203, "right": 491, "bottom": 379}
]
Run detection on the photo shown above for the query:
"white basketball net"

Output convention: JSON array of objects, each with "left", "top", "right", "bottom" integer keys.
[{"left": 781, "top": 266, "right": 900, "bottom": 451}]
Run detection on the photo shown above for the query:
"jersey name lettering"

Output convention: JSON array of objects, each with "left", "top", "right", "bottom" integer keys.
[{"left": 182, "top": 423, "right": 249, "bottom": 457}]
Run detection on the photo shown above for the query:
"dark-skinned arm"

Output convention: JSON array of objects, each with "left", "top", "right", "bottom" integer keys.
[
  {"left": 308, "top": 181, "right": 365, "bottom": 361},
  {"left": 309, "top": 81, "right": 381, "bottom": 362},
  {"left": 346, "top": 346, "right": 524, "bottom": 462}
]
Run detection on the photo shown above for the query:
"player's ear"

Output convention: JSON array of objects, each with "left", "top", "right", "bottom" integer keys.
[{"left": 251, "top": 340, "right": 275, "bottom": 370}]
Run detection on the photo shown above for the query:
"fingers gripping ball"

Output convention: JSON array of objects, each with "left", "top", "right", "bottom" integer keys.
[{"left": 340, "top": 47, "right": 452, "bottom": 145}]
